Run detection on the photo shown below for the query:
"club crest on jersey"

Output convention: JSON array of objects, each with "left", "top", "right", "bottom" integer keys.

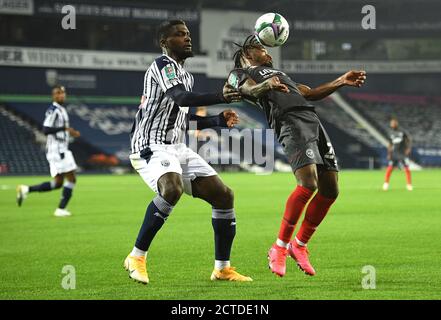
[
  {"left": 306, "top": 149, "right": 315, "bottom": 159},
  {"left": 164, "top": 65, "right": 176, "bottom": 80},
  {"left": 161, "top": 159, "right": 170, "bottom": 167}
]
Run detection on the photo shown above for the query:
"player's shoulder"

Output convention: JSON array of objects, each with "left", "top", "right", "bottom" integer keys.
[
  {"left": 247, "top": 65, "right": 261, "bottom": 71},
  {"left": 46, "top": 103, "right": 58, "bottom": 113},
  {"left": 402, "top": 129, "right": 410, "bottom": 137},
  {"left": 229, "top": 67, "right": 247, "bottom": 75},
  {"left": 228, "top": 68, "right": 249, "bottom": 88},
  {"left": 228, "top": 67, "right": 244, "bottom": 78},
  {"left": 153, "top": 54, "right": 178, "bottom": 71},
  {"left": 396, "top": 129, "right": 407, "bottom": 136},
  {"left": 244, "top": 65, "right": 265, "bottom": 76}
]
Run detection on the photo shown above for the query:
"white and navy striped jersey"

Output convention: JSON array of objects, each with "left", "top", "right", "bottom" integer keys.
[
  {"left": 43, "top": 102, "right": 70, "bottom": 156},
  {"left": 130, "top": 54, "right": 194, "bottom": 153}
]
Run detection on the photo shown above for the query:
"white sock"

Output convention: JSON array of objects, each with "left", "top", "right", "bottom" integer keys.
[
  {"left": 215, "top": 260, "right": 230, "bottom": 270},
  {"left": 276, "top": 238, "right": 289, "bottom": 249},
  {"left": 130, "top": 246, "right": 147, "bottom": 257},
  {"left": 295, "top": 237, "right": 306, "bottom": 247}
]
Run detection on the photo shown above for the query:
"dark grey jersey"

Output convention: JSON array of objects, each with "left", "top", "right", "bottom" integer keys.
[
  {"left": 389, "top": 129, "right": 410, "bottom": 156},
  {"left": 228, "top": 66, "right": 314, "bottom": 138}
]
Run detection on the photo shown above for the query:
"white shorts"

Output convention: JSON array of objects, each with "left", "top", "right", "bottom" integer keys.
[
  {"left": 130, "top": 143, "right": 217, "bottom": 195},
  {"left": 46, "top": 150, "right": 78, "bottom": 177}
]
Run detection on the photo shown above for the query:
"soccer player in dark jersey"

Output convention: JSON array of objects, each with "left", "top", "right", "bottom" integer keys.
[
  {"left": 383, "top": 117, "right": 413, "bottom": 191},
  {"left": 228, "top": 36, "right": 366, "bottom": 277}
]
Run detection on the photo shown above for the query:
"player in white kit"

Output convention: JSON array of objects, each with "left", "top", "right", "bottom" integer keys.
[
  {"left": 124, "top": 20, "right": 252, "bottom": 284},
  {"left": 16, "top": 86, "right": 80, "bottom": 217}
]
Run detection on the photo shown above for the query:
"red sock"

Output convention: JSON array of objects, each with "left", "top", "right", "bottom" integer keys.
[
  {"left": 277, "top": 186, "right": 314, "bottom": 243},
  {"left": 385, "top": 165, "right": 393, "bottom": 183},
  {"left": 296, "top": 193, "right": 336, "bottom": 245},
  {"left": 404, "top": 167, "right": 412, "bottom": 185}
]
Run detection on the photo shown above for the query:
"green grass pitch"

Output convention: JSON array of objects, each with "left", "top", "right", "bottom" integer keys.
[{"left": 1, "top": 170, "right": 441, "bottom": 300}]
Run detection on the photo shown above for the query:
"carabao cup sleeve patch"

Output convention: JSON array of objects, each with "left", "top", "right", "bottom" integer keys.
[
  {"left": 228, "top": 72, "right": 239, "bottom": 89},
  {"left": 163, "top": 65, "right": 176, "bottom": 80}
]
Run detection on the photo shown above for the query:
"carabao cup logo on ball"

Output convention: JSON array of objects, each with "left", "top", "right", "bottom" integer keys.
[{"left": 254, "top": 12, "right": 290, "bottom": 47}]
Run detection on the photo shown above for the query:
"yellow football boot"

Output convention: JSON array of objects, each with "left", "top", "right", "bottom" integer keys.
[
  {"left": 124, "top": 254, "right": 149, "bottom": 284},
  {"left": 210, "top": 267, "right": 253, "bottom": 282}
]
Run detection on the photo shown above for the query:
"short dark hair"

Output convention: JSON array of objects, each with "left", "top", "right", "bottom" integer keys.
[
  {"left": 157, "top": 20, "right": 186, "bottom": 45},
  {"left": 52, "top": 85, "right": 65, "bottom": 92}
]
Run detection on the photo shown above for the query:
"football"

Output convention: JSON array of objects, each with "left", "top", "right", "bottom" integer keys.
[{"left": 254, "top": 12, "right": 290, "bottom": 47}]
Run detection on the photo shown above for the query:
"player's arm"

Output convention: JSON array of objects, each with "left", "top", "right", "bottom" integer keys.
[
  {"left": 238, "top": 76, "right": 289, "bottom": 98},
  {"left": 43, "top": 126, "right": 65, "bottom": 135},
  {"left": 166, "top": 84, "right": 241, "bottom": 106},
  {"left": 387, "top": 142, "right": 393, "bottom": 161},
  {"left": 188, "top": 109, "right": 239, "bottom": 130},
  {"left": 297, "top": 70, "right": 366, "bottom": 101},
  {"left": 42, "top": 109, "right": 80, "bottom": 137},
  {"left": 43, "top": 126, "right": 80, "bottom": 138},
  {"left": 153, "top": 58, "right": 241, "bottom": 106},
  {"left": 404, "top": 135, "right": 412, "bottom": 156}
]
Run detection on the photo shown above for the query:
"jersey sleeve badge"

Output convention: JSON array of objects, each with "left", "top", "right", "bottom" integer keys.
[
  {"left": 164, "top": 65, "right": 176, "bottom": 80},
  {"left": 227, "top": 72, "right": 239, "bottom": 89}
]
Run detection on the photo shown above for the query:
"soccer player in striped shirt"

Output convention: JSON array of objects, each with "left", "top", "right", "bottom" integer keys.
[
  {"left": 16, "top": 85, "right": 80, "bottom": 217},
  {"left": 124, "top": 20, "right": 252, "bottom": 284}
]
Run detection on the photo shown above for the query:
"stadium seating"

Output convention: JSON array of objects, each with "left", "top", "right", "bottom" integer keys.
[
  {"left": 0, "top": 105, "right": 48, "bottom": 175},
  {"left": 346, "top": 93, "right": 441, "bottom": 148},
  {"left": 315, "top": 98, "right": 382, "bottom": 148}
]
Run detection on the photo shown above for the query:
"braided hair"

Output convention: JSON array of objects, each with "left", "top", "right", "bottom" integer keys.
[{"left": 232, "top": 34, "right": 263, "bottom": 68}]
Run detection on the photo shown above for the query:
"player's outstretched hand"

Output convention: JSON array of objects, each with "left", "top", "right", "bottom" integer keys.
[
  {"left": 265, "top": 76, "right": 289, "bottom": 93},
  {"left": 67, "top": 127, "right": 81, "bottom": 138},
  {"left": 222, "top": 109, "right": 240, "bottom": 128},
  {"left": 223, "top": 82, "right": 242, "bottom": 103},
  {"left": 342, "top": 70, "right": 366, "bottom": 88}
]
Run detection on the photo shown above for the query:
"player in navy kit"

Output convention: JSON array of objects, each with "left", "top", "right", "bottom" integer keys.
[
  {"left": 229, "top": 35, "right": 366, "bottom": 277},
  {"left": 383, "top": 117, "right": 413, "bottom": 191}
]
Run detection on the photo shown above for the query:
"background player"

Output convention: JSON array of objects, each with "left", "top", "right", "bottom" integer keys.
[
  {"left": 16, "top": 85, "right": 80, "bottom": 217},
  {"left": 229, "top": 36, "right": 366, "bottom": 277},
  {"left": 383, "top": 117, "right": 413, "bottom": 191},
  {"left": 124, "top": 20, "right": 251, "bottom": 284}
]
